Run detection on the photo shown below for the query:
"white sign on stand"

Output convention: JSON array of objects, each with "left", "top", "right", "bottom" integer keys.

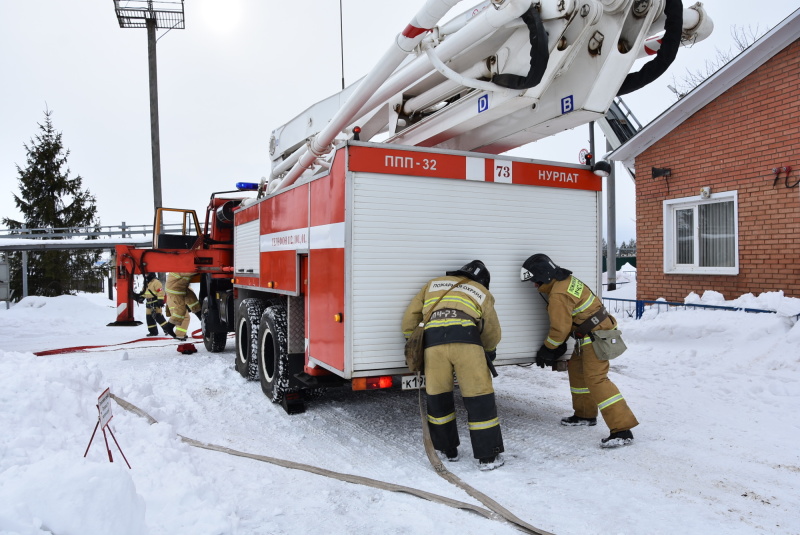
[
  {"left": 98, "top": 388, "right": 113, "bottom": 429},
  {"left": 84, "top": 388, "right": 130, "bottom": 469}
]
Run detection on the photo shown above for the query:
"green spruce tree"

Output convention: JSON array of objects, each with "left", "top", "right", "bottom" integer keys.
[{"left": 3, "top": 109, "right": 101, "bottom": 298}]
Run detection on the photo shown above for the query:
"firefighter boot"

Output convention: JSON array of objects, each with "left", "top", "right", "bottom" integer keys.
[
  {"left": 600, "top": 430, "right": 634, "bottom": 448},
  {"left": 561, "top": 414, "right": 597, "bottom": 426},
  {"left": 162, "top": 322, "right": 176, "bottom": 338},
  {"left": 478, "top": 453, "right": 505, "bottom": 471}
]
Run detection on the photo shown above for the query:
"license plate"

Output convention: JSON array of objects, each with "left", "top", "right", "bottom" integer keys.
[{"left": 401, "top": 374, "right": 426, "bottom": 390}]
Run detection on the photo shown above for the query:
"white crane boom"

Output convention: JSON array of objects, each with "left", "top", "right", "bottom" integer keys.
[{"left": 265, "top": 0, "right": 713, "bottom": 194}]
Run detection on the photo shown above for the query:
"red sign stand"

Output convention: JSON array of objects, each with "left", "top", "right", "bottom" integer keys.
[{"left": 83, "top": 388, "right": 131, "bottom": 469}]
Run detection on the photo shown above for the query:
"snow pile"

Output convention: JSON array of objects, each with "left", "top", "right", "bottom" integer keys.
[
  {"left": 601, "top": 262, "right": 637, "bottom": 287},
  {"left": 0, "top": 351, "right": 145, "bottom": 534},
  {"left": 0, "top": 451, "right": 146, "bottom": 535},
  {"left": 1, "top": 287, "right": 799, "bottom": 535},
  {"left": 0, "top": 295, "right": 126, "bottom": 352},
  {"left": 684, "top": 289, "right": 800, "bottom": 317},
  {"left": 0, "top": 351, "right": 235, "bottom": 535}
]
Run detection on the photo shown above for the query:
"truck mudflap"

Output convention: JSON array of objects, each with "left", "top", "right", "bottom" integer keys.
[{"left": 281, "top": 391, "right": 306, "bottom": 415}]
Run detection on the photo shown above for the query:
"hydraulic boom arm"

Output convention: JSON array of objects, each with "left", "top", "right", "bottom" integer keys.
[{"left": 265, "top": 0, "right": 713, "bottom": 195}]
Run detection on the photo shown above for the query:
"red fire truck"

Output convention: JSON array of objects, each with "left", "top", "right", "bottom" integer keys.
[
  {"left": 113, "top": 0, "right": 713, "bottom": 412},
  {"left": 115, "top": 142, "right": 604, "bottom": 412}
]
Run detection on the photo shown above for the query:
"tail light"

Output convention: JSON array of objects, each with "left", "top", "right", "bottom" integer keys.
[{"left": 352, "top": 376, "right": 394, "bottom": 391}]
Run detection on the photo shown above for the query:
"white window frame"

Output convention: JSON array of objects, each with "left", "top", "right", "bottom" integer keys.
[{"left": 663, "top": 190, "right": 739, "bottom": 275}]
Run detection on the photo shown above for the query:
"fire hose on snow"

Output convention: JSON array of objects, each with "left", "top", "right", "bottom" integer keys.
[
  {"left": 415, "top": 377, "right": 555, "bottom": 535},
  {"left": 109, "top": 393, "right": 554, "bottom": 535},
  {"left": 34, "top": 330, "right": 206, "bottom": 356}
]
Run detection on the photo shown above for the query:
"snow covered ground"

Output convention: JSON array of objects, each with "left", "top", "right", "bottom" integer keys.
[{"left": 1, "top": 269, "right": 800, "bottom": 535}]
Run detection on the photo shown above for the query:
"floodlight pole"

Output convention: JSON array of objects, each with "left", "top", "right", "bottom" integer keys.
[
  {"left": 146, "top": 19, "right": 163, "bottom": 210},
  {"left": 112, "top": 0, "right": 184, "bottom": 212}
]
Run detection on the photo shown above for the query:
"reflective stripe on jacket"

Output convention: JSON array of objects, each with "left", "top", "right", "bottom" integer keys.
[
  {"left": 143, "top": 279, "right": 165, "bottom": 306},
  {"left": 402, "top": 276, "right": 501, "bottom": 351},
  {"left": 538, "top": 276, "right": 616, "bottom": 350}
]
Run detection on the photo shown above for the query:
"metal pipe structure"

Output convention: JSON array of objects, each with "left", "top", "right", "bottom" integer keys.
[
  {"left": 268, "top": 0, "right": 715, "bottom": 194},
  {"left": 637, "top": 3, "right": 714, "bottom": 58},
  {"left": 606, "top": 139, "right": 617, "bottom": 292},
  {"left": 269, "top": 0, "right": 470, "bottom": 193},
  {"left": 268, "top": 43, "right": 412, "bottom": 193},
  {"left": 269, "top": 0, "right": 531, "bottom": 193},
  {"left": 401, "top": 61, "right": 492, "bottom": 116},
  {"left": 421, "top": 40, "right": 500, "bottom": 93},
  {"left": 352, "top": 0, "right": 530, "bottom": 130}
]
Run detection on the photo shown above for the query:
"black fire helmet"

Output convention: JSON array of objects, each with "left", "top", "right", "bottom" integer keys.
[
  {"left": 446, "top": 259, "right": 490, "bottom": 289},
  {"left": 520, "top": 254, "right": 571, "bottom": 285}
]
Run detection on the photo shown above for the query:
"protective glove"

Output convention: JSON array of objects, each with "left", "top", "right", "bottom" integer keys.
[
  {"left": 134, "top": 295, "right": 144, "bottom": 304},
  {"left": 535, "top": 344, "right": 563, "bottom": 368},
  {"left": 155, "top": 299, "right": 164, "bottom": 308},
  {"left": 553, "top": 342, "right": 568, "bottom": 359}
]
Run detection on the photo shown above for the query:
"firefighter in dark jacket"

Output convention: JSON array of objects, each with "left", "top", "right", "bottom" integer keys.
[
  {"left": 521, "top": 253, "right": 638, "bottom": 448},
  {"left": 402, "top": 260, "right": 504, "bottom": 470},
  {"left": 138, "top": 273, "right": 171, "bottom": 337}
]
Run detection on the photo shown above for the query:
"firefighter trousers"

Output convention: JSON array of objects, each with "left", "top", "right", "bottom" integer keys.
[
  {"left": 166, "top": 273, "right": 200, "bottom": 339},
  {"left": 568, "top": 337, "right": 639, "bottom": 432},
  {"left": 145, "top": 305, "right": 169, "bottom": 336},
  {"left": 424, "top": 343, "right": 504, "bottom": 460}
]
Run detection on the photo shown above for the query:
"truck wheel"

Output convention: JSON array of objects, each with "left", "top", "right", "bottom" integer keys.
[
  {"left": 257, "top": 305, "right": 293, "bottom": 403},
  {"left": 201, "top": 299, "right": 227, "bottom": 353},
  {"left": 235, "top": 299, "right": 266, "bottom": 380}
]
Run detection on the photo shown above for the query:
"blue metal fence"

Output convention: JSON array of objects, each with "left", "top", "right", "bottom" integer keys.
[{"left": 602, "top": 297, "right": 790, "bottom": 320}]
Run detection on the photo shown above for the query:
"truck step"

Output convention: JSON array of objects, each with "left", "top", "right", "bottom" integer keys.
[{"left": 293, "top": 372, "right": 347, "bottom": 389}]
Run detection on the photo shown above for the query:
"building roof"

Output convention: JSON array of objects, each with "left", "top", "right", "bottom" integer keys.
[{"left": 608, "top": 8, "right": 800, "bottom": 170}]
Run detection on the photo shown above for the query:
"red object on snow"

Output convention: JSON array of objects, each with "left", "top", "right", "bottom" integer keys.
[{"left": 177, "top": 343, "right": 197, "bottom": 355}]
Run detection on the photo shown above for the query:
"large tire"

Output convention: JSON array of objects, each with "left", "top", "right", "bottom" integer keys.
[
  {"left": 257, "top": 305, "right": 295, "bottom": 403},
  {"left": 235, "top": 299, "right": 266, "bottom": 380},
  {"left": 201, "top": 299, "right": 227, "bottom": 353}
]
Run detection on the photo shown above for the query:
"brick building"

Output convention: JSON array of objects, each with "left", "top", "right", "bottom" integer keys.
[{"left": 610, "top": 8, "right": 800, "bottom": 302}]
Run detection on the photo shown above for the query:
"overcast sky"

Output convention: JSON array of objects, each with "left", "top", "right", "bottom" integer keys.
[{"left": 1, "top": 0, "right": 797, "bottom": 243}]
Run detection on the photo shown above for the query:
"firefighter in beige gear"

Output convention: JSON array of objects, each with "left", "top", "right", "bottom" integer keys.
[
  {"left": 402, "top": 260, "right": 504, "bottom": 470},
  {"left": 138, "top": 273, "right": 170, "bottom": 337},
  {"left": 165, "top": 272, "right": 201, "bottom": 341},
  {"left": 521, "top": 254, "right": 638, "bottom": 448}
]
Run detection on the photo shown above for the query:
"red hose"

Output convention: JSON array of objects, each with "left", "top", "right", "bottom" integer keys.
[{"left": 34, "top": 337, "right": 171, "bottom": 356}]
